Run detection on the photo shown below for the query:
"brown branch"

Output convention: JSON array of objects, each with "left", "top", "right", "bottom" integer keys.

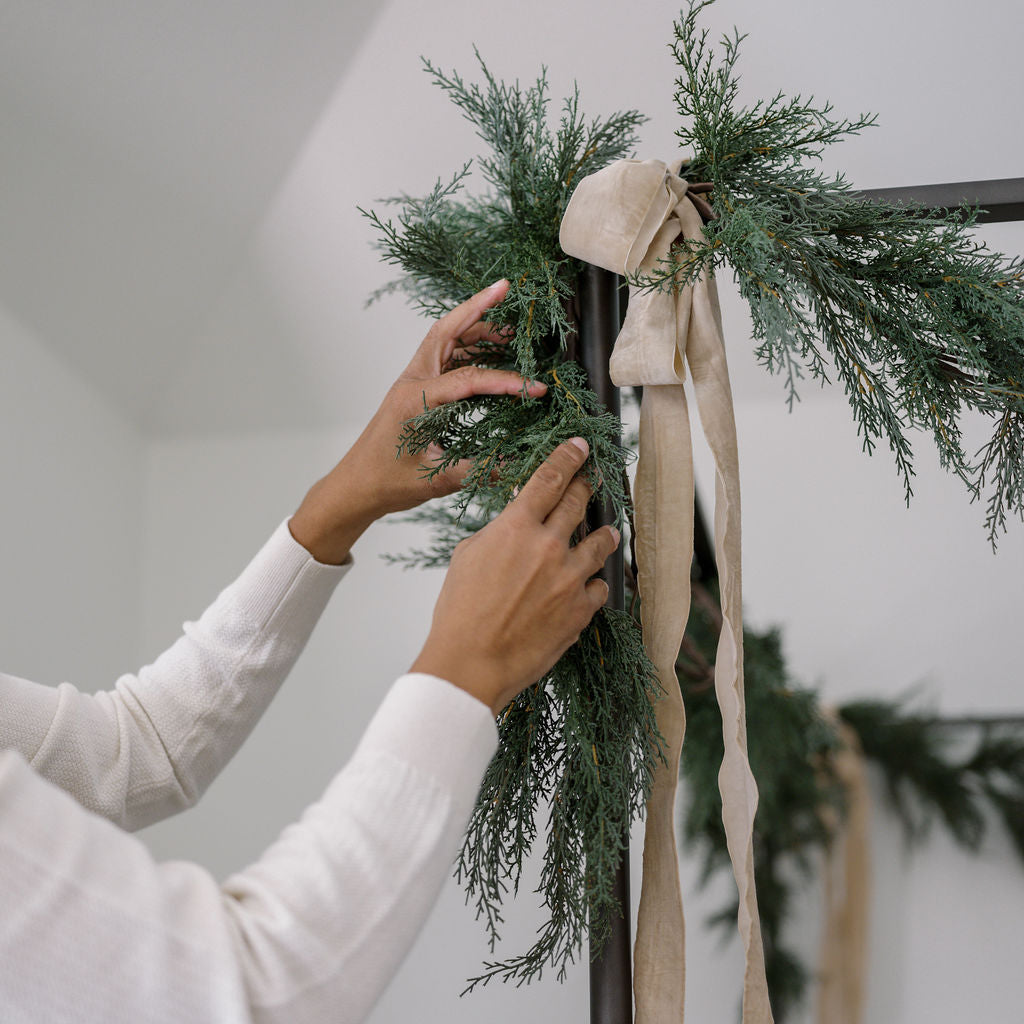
[
  {"left": 621, "top": 466, "right": 641, "bottom": 620},
  {"left": 677, "top": 634, "right": 717, "bottom": 696},
  {"left": 686, "top": 181, "right": 718, "bottom": 224},
  {"left": 691, "top": 579, "right": 724, "bottom": 634}
]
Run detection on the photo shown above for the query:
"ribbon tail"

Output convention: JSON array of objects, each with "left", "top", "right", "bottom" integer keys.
[
  {"left": 633, "top": 384, "right": 694, "bottom": 1024},
  {"left": 685, "top": 267, "right": 773, "bottom": 1024},
  {"left": 560, "top": 156, "right": 774, "bottom": 1022},
  {"left": 817, "top": 721, "right": 871, "bottom": 1024}
]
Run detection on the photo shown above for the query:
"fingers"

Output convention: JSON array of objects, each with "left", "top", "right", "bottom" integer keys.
[
  {"left": 455, "top": 320, "right": 513, "bottom": 349},
  {"left": 435, "top": 455, "right": 474, "bottom": 492},
  {"left": 441, "top": 279, "right": 510, "bottom": 338},
  {"left": 445, "top": 322, "right": 511, "bottom": 369},
  {"left": 512, "top": 438, "right": 590, "bottom": 522},
  {"left": 544, "top": 474, "right": 593, "bottom": 541},
  {"left": 584, "top": 577, "right": 611, "bottom": 614},
  {"left": 436, "top": 452, "right": 506, "bottom": 491},
  {"left": 422, "top": 365, "right": 546, "bottom": 409},
  {"left": 572, "top": 525, "right": 620, "bottom": 578},
  {"left": 408, "top": 280, "right": 510, "bottom": 374}
]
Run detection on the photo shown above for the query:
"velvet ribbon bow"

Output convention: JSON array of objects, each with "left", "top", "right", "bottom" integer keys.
[{"left": 560, "top": 158, "right": 772, "bottom": 1024}]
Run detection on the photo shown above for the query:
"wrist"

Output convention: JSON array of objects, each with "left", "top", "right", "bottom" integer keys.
[
  {"left": 289, "top": 470, "right": 378, "bottom": 565},
  {"left": 411, "top": 641, "right": 510, "bottom": 716}
]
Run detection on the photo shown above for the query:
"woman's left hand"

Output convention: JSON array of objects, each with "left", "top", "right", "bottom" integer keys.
[{"left": 290, "top": 279, "right": 546, "bottom": 564}]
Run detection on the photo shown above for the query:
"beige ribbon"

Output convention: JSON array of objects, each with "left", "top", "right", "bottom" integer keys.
[
  {"left": 560, "top": 158, "right": 772, "bottom": 1023},
  {"left": 817, "top": 719, "right": 871, "bottom": 1024}
]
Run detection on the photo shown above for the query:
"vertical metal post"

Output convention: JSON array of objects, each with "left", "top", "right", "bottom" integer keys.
[{"left": 578, "top": 263, "right": 632, "bottom": 1024}]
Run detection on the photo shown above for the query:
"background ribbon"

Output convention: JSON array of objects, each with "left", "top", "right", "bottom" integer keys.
[
  {"left": 561, "top": 158, "right": 773, "bottom": 1023},
  {"left": 817, "top": 717, "right": 871, "bottom": 1024}
]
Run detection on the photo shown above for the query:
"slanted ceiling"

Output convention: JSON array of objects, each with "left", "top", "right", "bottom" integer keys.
[{"left": 2, "top": 0, "right": 1022, "bottom": 437}]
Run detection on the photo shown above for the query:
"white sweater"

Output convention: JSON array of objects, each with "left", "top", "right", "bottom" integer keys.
[{"left": 0, "top": 522, "right": 498, "bottom": 1023}]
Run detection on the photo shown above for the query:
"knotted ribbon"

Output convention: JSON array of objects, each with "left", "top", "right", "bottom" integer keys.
[{"left": 560, "top": 158, "right": 772, "bottom": 1023}]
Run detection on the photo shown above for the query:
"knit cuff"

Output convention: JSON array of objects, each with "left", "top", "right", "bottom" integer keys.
[
  {"left": 355, "top": 674, "right": 499, "bottom": 818},
  {"left": 227, "top": 520, "right": 351, "bottom": 636}
]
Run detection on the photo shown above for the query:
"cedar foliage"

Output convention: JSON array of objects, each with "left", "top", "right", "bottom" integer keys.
[
  {"left": 365, "top": 57, "right": 663, "bottom": 988},
  {"left": 656, "top": 0, "right": 1024, "bottom": 546}
]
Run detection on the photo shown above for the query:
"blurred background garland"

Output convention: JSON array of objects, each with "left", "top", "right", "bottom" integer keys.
[{"left": 670, "top": 502, "right": 1024, "bottom": 1020}]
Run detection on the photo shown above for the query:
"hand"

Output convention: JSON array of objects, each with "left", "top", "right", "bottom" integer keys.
[
  {"left": 410, "top": 438, "right": 620, "bottom": 714},
  {"left": 290, "top": 280, "right": 547, "bottom": 563}
]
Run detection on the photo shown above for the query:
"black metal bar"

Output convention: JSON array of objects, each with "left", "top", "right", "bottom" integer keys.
[
  {"left": 692, "top": 493, "right": 717, "bottom": 585},
  {"left": 921, "top": 714, "right": 1024, "bottom": 729},
  {"left": 855, "top": 177, "right": 1024, "bottom": 224},
  {"left": 578, "top": 262, "right": 632, "bottom": 1024}
]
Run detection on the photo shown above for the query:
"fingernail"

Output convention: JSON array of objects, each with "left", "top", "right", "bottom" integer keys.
[
  {"left": 609, "top": 526, "right": 621, "bottom": 546},
  {"left": 568, "top": 437, "right": 589, "bottom": 456},
  {"left": 486, "top": 279, "right": 508, "bottom": 294}
]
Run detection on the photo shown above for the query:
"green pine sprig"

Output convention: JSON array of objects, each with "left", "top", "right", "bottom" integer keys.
[
  {"left": 654, "top": 0, "right": 1024, "bottom": 545},
  {"left": 361, "top": 52, "right": 646, "bottom": 378},
  {"left": 397, "top": 361, "right": 632, "bottom": 529},
  {"left": 460, "top": 610, "right": 661, "bottom": 991},
  {"left": 838, "top": 700, "right": 1024, "bottom": 857}
]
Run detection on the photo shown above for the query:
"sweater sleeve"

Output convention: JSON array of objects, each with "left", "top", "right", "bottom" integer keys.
[
  {"left": 0, "top": 520, "right": 349, "bottom": 830},
  {"left": 0, "top": 674, "right": 498, "bottom": 1024}
]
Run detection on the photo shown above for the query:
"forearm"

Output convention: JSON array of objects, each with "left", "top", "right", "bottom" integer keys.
[
  {"left": 0, "top": 521, "right": 349, "bottom": 830},
  {"left": 222, "top": 674, "right": 497, "bottom": 1022},
  {"left": 0, "top": 675, "right": 497, "bottom": 1024}
]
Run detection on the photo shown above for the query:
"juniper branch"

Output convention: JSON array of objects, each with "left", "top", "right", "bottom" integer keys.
[
  {"left": 460, "top": 611, "right": 661, "bottom": 992},
  {"left": 657, "top": 0, "right": 1024, "bottom": 544},
  {"left": 362, "top": 53, "right": 645, "bottom": 376},
  {"left": 364, "top": 55, "right": 658, "bottom": 988}
]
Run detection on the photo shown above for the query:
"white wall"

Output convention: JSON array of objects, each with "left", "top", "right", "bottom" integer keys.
[{"left": 0, "top": 304, "right": 144, "bottom": 688}]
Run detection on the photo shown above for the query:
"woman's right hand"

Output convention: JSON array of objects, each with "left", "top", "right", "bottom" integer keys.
[
  {"left": 288, "top": 280, "right": 547, "bottom": 566},
  {"left": 410, "top": 438, "right": 620, "bottom": 714}
]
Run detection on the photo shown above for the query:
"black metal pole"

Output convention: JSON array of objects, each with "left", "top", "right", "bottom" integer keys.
[
  {"left": 578, "top": 263, "right": 632, "bottom": 1024},
  {"left": 854, "top": 177, "right": 1024, "bottom": 224}
]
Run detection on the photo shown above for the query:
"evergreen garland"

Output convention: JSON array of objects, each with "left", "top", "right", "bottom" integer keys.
[
  {"left": 838, "top": 700, "right": 1024, "bottom": 861},
  {"left": 365, "top": 58, "right": 663, "bottom": 986},
  {"left": 656, "top": 0, "right": 1024, "bottom": 546}
]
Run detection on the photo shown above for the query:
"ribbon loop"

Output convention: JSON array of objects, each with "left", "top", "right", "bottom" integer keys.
[
  {"left": 559, "top": 158, "right": 688, "bottom": 277},
  {"left": 561, "top": 159, "right": 773, "bottom": 1024},
  {"left": 562, "top": 159, "right": 693, "bottom": 390}
]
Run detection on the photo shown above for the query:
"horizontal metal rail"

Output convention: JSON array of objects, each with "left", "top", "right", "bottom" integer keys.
[{"left": 855, "top": 177, "right": 1024, "bottom": 224}]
